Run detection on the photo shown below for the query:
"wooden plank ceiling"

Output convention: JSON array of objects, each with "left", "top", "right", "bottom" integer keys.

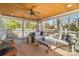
[{"left": 0, "top": 3, "right": 79, "bottom": 21}]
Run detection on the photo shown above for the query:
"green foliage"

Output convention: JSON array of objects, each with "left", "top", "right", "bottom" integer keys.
[
  {"left": 7, "top": 19, "right": 20, "bottom": 30},
  {"left": 64, "top": 24, "right": 69, "bottom": 29},
  {"left": 44, "top": 22, "right": 50, "bottom": 29},
  {"left": 26, "top": 22, "right": 37, "bottom": 29},
  {"left": 64, "top": 24, "right": 79, "bottom": 32},
  {"left": 69, "top": 24, "right": 79, "bottom": 32}
]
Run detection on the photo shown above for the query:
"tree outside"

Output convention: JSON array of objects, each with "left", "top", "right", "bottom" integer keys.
[
  {"left": 44, "top": 22, "right": 50, "bottom": 29},
  {"left": 7, "top": 19, "right": 20, "bottom": 30},
  {"left": 64, "top": 23, "right": 79, "bottom": 32},
  {"left": 26, "top": 22, "right": 37, "bottom": 29}
]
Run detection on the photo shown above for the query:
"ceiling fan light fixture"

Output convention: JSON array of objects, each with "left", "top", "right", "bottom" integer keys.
[{"left": 26, "top": 8, "right": 35, "bottom": 16}]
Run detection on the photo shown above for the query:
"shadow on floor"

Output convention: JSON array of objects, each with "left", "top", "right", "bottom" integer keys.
[{"left": 15, "top": 39, "right": 62, "bottom": 56}]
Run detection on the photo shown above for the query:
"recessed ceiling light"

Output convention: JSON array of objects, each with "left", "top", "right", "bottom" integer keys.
[{"left": 67, "top": 4, "right": 72, "bottom": 7}]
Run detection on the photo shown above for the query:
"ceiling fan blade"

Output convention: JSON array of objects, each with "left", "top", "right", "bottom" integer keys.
[
  {"left": 30, "top": 9, "right": 35, "bottom": 15},
  {"left": 24, "top": 8, "right": 40, "bottom": 16}
]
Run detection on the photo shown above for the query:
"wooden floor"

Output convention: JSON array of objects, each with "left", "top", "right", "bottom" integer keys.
[{"left": 15, "top": 39, "right": 62, "bottom": 56}]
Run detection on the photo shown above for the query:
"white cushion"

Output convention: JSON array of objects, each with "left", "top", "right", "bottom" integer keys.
[{"left": 45, "top": 36, "right": 69, "bottom": 45}]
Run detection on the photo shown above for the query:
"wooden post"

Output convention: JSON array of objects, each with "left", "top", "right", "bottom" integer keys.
[{"left": 71, "top": 44, "right": 75, "bottom": 52}]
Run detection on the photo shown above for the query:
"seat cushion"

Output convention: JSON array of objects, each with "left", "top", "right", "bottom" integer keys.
[{"left": 45, "top": 36, "right": 69, "bottom": 45}]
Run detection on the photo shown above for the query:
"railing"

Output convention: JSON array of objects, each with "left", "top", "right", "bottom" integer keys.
[
  {"left": 5, "top": 29, "right": 79, "bottom": 39},
  {"left": 9, "top": 29, "right": 36, "bottom": 37},
  {"left": 63, "top": 31, "right": 79, "bottom": 38},
  {"left": 9, "top": 29, "right": 55, "bottom": 37}
]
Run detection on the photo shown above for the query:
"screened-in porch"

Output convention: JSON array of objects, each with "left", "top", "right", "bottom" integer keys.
[{"left": 0, "top": 3, "right": 79, "bottom": 56}]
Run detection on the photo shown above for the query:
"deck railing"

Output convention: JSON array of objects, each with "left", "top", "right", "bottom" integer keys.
[
  {"left": 5, "top": 29, "right": 79, "bottom": 39},
  {"left": 63, "top": 31, "right": 79, "bottom": 38}
]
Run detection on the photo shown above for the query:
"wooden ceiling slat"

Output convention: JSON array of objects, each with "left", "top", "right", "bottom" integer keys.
[{"left": 0, "top": 3, "right": 79, "bottom": 20}]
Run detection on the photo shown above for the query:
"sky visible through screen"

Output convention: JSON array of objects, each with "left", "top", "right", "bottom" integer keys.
[{"left": 47, "top": 12, "right": 79, "bottom": 25}]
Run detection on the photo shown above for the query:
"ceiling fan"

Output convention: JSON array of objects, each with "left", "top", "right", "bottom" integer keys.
[
  {"left": 25, "top": 6, "right": 40, "bottom": 20},
  {"left": 25, "top": 6, "right": 40, "bottom": 19},
  {"left": 27, "top": 8, "right": 35, "bottom": 15},
  {"left": 10, "top": 4, "right": 40, "bottom": 20}
]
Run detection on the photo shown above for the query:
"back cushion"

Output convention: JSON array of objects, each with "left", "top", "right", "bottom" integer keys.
[
  {"left": 65, "top": 35, "right": 70, "bottom": 42},
  {"left": 61, "top": 34, "right": 66, "bottom": 41},
  {"left": 65, "top": 35, "right": 75, "bottom": 44}
]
